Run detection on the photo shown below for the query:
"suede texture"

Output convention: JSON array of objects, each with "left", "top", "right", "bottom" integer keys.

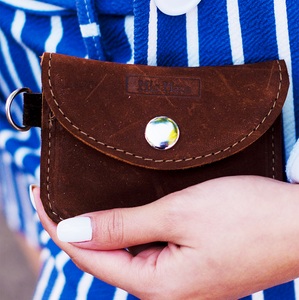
[{"left": 39, "top": 53, "right": 289, "bottom": 223}]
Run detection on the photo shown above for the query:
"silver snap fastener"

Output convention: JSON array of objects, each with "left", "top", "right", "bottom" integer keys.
[{"left": 145, "top": 116, "right": 180, "bottom": 150}]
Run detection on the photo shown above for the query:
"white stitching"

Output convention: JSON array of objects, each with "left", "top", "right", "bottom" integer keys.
[
  {"left": 46, "top": 111, "right": 64, "bottom": 221},
  {"left": 83, "top": 0, "right": 101, "bottom": 59},
  {"left": 47, "top": 53, "right": 283, "bottom": 164}
]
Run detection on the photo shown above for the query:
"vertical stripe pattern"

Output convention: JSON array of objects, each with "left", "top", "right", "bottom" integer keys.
[
  {"left": 274, "top": 0, "right": 295, "bottom": 161},
  {"left": 227, "top": 0, "right": 244, "bottom": 64},
  {"left": 147, "top": 0, "right": 158, "bottom": 65},
  {"left": 1, "top": 0, "right": 299, "bottom": 299},
  {"left": 186, "top": 7, "right": 199, "bottom": 67},
  {"left": 252, "top": 291, "right": 265, "bottom": 300}
]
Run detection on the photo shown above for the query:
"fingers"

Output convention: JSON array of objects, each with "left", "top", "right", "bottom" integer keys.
[
  {"left": 32, "top": 187, "right": 70, "bottom": 250},
  {"left": 32, "top": 185, "right": 184, "bottom": 250},
  {"left": 56, "top": 197, "right": 178, "bottom": 250},
  {"left": 32, "top": 186, "right": 168, "bottom": 296}
]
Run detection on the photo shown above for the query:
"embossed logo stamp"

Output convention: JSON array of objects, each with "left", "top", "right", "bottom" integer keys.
[{"left": 126, "top": 75, "right": 200, "bottom": 97}]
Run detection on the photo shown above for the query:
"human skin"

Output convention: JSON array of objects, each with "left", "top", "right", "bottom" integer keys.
[{"left": 33, "top": 176, "right": 299, "bottom": 300}]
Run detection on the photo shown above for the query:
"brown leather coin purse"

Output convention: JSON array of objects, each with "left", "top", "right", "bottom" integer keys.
[{"left": 23, "top": 53, "right": 289, "bottom": 223}]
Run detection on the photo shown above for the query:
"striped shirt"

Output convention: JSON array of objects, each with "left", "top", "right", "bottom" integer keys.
[{"left": 0, "top": 0, "right": 299, "bottom": 299}]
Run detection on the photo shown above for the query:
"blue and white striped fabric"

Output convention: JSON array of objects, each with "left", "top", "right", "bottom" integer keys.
[{"left": 1, "top": 0, "right": 299, "bottom": 299}]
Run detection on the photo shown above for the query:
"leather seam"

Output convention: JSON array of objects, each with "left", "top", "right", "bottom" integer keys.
[
  {"left": 47, "top": 54, "right": 283, "bottom": 164},
  {"left": 47, "top": 110, "right": 64, "bottom": 221},
  {"left": 83, "top": 0, "right": 100, "bottom": 59}
]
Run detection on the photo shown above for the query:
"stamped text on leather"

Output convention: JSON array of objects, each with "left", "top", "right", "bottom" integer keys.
[{"left": 126, "top": 75, "right": 201, "bottom": 97}]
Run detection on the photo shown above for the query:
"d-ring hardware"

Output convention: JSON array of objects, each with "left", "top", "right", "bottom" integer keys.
[{"left": 6, "top": 87, "right": 32, "bottom": 131}]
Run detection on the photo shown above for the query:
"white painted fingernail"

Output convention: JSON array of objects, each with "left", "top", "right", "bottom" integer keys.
[
  {"left": 57, "top": 217, "right": 92, "bottom": 242},
  {"left": 29, "top": 184, "right": 38, "bottom": 210}
]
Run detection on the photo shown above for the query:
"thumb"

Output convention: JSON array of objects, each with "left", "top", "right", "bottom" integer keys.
[{"left": 55, "top": 193, "right": 181, "bottom": 250}]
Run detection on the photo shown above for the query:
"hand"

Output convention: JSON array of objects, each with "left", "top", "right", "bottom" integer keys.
[{"left": 33, "top": 176, "right": 299, "bottom": 300}]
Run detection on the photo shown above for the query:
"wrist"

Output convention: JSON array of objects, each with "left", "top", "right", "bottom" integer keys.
[{"left": 265, "top": 181, "right": 299, "bottom": 283}]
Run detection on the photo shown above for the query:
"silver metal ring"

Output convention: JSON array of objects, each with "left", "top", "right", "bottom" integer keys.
[{"left": 5, "top": 87, "right": 32, "bottom": 131}]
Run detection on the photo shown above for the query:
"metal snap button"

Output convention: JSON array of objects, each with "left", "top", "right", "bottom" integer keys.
[
  {"left": 145, "top": 116, "right": 180, "bottom": 150},
  {"left": 154, "top": 0, "right": 201, "bottom": 16}
]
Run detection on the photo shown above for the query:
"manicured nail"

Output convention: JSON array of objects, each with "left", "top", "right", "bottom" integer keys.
[
  {"left": 29, "top": 184, "right": 38, "bottom": 210},
  {"left": 57, "top": 217, "right": 92, "bottom": 243}
]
